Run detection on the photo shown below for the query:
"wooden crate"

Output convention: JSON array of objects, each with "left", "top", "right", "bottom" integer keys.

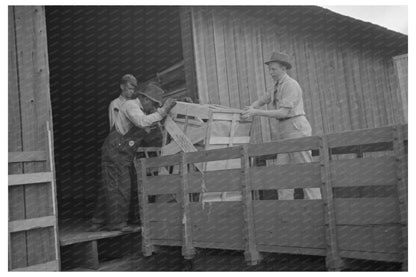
[
  {"left": 162, "top": 101, "right": 253, "bottom": 171},
  {"left": 135, "top": 124, "right": 407, "bottom": 270},
  {"left": 160, "top": 102, "right": 252, "bottom": 202}
]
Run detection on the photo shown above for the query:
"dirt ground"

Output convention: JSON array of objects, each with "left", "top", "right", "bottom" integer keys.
[{"left": 99, "top": 247, "right": 402, "bottom": 271}]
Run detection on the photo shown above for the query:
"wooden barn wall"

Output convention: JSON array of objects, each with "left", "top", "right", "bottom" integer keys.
[
  {"left": 8, "top": 6, "right": 56, "bottom": 269},
  {"left": 393, "top": 54, "right": 408, "bottom": 123},
  {"left": 190, "top": 7, "right": 406, "bottom": 143}
]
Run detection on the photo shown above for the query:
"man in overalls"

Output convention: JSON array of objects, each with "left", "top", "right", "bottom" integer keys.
[
  {"left": 242, "top": 51, "right": 321, "bottom": 200},
  {"left": 90, "top": 78, "right": 176, "bottom": 232}
]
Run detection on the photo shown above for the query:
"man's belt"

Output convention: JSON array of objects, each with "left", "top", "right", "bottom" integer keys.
[{"left": 278, "top": 114, "right": 305, "bottom": 122}]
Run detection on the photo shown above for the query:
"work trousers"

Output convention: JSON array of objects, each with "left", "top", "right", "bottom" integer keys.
[
  {"left": 275, "top": 115, "right": 322, "bottom": 200},
  {"left": 91, "top": 127, "right": 148, "bottom": 227}
]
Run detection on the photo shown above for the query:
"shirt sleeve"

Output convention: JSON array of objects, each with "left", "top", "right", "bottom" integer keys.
[
  {"left": 108, "top": 102, "right": 115, "bottom": 129},
  {"left": 124, "top": 101, "right": 163, "bottom": 128},
  {"left": 279, "top": 81, "right": 301, "bottom": 109}
]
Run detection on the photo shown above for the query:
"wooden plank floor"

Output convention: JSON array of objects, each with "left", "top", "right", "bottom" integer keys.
[{"left": 59, "top": 218, "right": 140, "bottom": 246}]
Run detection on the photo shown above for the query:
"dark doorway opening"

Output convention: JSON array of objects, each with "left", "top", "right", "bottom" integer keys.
[{"left": 45, "top": 6, "right": 184, "bottom": 219}]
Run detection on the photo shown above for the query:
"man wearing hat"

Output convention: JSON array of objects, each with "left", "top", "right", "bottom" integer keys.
[
  {"left": 242, "top": 51, "right": 321, "bottom": 200},
  {"left": 90, "top": 76, "right": 176, "bottom": 232}
]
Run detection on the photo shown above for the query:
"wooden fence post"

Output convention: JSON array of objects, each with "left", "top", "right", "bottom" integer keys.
[
  {"left": 181, "top": 152, "right": 196, "bottom": 260},
  {"left": 241, "top": 145, "right": 262, "bottom": 265},
  {"left": 393, "top": 124, "right": 408, "bottom": 271},
  {"left": 135, "top": 158, "right": 153, "bottom": 256},
  {"left": 319, "top": 135, "right": 343, "bottom": 271}
]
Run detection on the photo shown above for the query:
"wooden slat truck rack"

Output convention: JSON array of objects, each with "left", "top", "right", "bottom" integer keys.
[{"left": 134, "top": 124, "right": 407, "bottom": 271}]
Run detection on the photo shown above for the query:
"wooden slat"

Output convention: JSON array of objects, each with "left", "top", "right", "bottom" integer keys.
[
  {"left": 135, "top": 158, "right": 153, "bottom": 256},
  {"left": 188, "top": 169, "right": 242, "bottom": 192},
  {"left": 330, "top": 156, "right": 396, "bottom": 187},
  {"left": 224, "top": 113, "right": 238, "bottom": 169},
  {"left": 172, "top": 117, "right": 205, "bottom": 127},
  {"left": 186, "top": 146, "right": 242, "bottom": 164},
  {"left": 169, "top": 101, "right": 210, "bottom": 119},
  {"left": 162, "top": 126, "right": 206, "bottom": 156},
  {"left": 190, "top": 202, "right": 244, "bottom": 245},
  {"left": 143, "top": 154, "right": 181, "bottom": 168},
  {"left": 256, "top": 223, "right": 325, "bottom": 249},
  {"left": 209, "top": 136, "right": 250, "bottom": 145},
  {"left": 9, "top": 216, "right": 55, "bottom": 233},
  {"left": 9, "top": 172, "right": 53, "bottom": 186},
  {"left": 257, "top": 244, "right": 326, "bottom": 257},
  {"left": 330, "top": 142, "right": 393, "bottom": 155},
  {"left": 144, "top": 175, "right": 181, "bottom": 195},
  {"left": 149, "top": 222, "right": 181, "bottom": 240},
  {"left": 212, "top": 112, "right": 244, "bottom": 121},
  {"left": 337, "top": 224, "right": 401, "bottom": 254},
  {"left": 46, "top": 122, "right": 59, "bottom": 263},
  {"left": 250, "top": 163, "right": 321, "bottom": 190},
  {"left": 60, "top": 228, "right": 140, "bottom": 246},
  {"left": 241, "top": 144, "right": 260, "bottom": 265},
  {"left": 339, "top": 250, "right": 401, "bottom": 263},
  {"left": 180, "top": 152, "right": 195, "bottom": 259},
  {"left": 253, "top": 201, "right": 324, "bottom": 226},
  {"left": 163, "top": 115, "right": 204, "bottom": 172},
  {"left": 164, "top": 115, "right": 199, "bottom": 153},
  {"left": 248, "top": 136, "right": 320, "bottom": 156},
  {"left": 334, "top": 198, "right": 400, "bottom": 225},
  {"left": 12, "top": 260, "right": 59, "bottom": 271},
  {"left": 9, "top": 151, "right": 47, "bottom": 163},
  {"left": 205, "top": 158, "right": 241, "bottom": 171},
  {"left": 320, "top": 135, "right": 343, "bottom": 270},
  {"left": 147, "top": 203, "right": 181, "bottom": 222},
  {"left": 327, "top": 126, "right": 394, "bottom": 148},
  {"left": 194, "top": 241, "right": 244, "bottom": 251}
]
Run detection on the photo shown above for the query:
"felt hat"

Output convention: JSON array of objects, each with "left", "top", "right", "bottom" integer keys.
[
  {"left": 265, "top": 51, "right": 293, "bottom": 69},
  {"left": 137, "top": 83, "right": 164, "bottom": 106}
]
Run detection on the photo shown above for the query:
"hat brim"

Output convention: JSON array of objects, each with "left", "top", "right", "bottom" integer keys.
[
  {"left": 137, "top": 92, "right": 162, "bottom": 106},
  {"left": 265, "top": 60, "right": 292, "bottom": 70}
]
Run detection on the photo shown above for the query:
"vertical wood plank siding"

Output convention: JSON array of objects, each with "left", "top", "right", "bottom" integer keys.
[
  {"left": 191, "top": 7, "right": 406, "bottom": 142},
  {"left": 393, "top": 54, "right": 408, "bottom": 123},
  {"left": 9, "top": 6, "right": 57, "bottom": 270}
]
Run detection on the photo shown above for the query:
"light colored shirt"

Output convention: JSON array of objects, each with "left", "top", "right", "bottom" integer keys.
[
  {"left": 259, "top": 73, "right": 306, "bottom": 117},
  {"left": 116, "top": 98, "right": 163, "bottom": 135},
  {"left": 109, "top": 95, "right": 128, "bottom": 133}
]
